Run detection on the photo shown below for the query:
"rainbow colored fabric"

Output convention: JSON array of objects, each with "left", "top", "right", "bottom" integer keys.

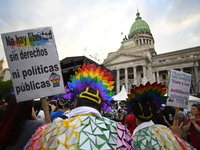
[
  {"left": 67, "top": 63, "right": 115, "bottom": 111},
  {"left": 24, "top": 115, "right": 135, "bottom": 150},
  {"left": 132, "top": 124, "right": 196, "bottom": 150},
  {"left": 125, "top": 81, "right": 168, "bottom": 114}
]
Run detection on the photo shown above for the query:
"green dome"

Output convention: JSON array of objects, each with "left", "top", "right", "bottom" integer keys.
[{"left": 129, "top": 11, "right": 151, "bottom": 36}]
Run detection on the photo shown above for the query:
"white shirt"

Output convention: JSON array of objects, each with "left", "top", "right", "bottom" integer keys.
[
  {"left": 133, "top": 120, "right": 154, "bottom": 136},
  {"left": 37, "top": 110, "right": 46, "bottom": 124},
  {"left": 53, "top": 110, "right": 71, "bottom": 123},
  {"left": 68, "top": 106, "right": 102, "bottom": 118},
  {"left": 183, "top": 109, "right": 188, "bottom": 116}
]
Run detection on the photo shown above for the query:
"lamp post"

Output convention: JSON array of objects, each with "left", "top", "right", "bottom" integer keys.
[{"left": 197, "top": 80, "right": 200, "bottom": 97}]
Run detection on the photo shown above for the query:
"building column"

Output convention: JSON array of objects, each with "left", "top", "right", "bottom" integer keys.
[
  {"left": 152, "top": 71, "right": 156, "bottom": 82},
  {"left": 143, "top": 66, "right": 147, "bottom": 78},
  {"left": 125, "top": 67, "right": 128, "bottom": 92},
  {"left": 194, "top": 64, "right": 199, "bottom": 93},
  {"left": 156, "top": 71, "right": 160, "bottom": 83},
  {"left": 133, "top": 67, "right": 137, "bottom": 85},
  {"left": 142, "top": 65, "right": 147, "bottom": 84},
  {"left": 116, "top": 69, "right": 120, "bottom": 93},
  {"left": 167, "top": 70, "right": 171, "bottom": 80}
]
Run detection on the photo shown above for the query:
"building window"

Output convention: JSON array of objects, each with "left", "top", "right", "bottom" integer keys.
[
  {"left": 120, "top": 76, "right": 125, "bottom": 80},
  {"left": 141, "top": 73, "right": 143, "bottom": 78},
  {"left": 139, "top": 39, "right": 142, "bottom": 45},
  {"left": 143, "top": 39, "right": 145, "bottom": 44},
  {"left": 128, "top": 75, "right": 133, "bottom": 79},
  {"left": 136, "top": 40, "right": 138, "bottom": 45},
  {"left": 149, "top": 40, "right": 151, "bottom": 45},
  {"left": 162, "top": 75, "right": 166, "bottom": 80},
  {"left": 120, "top": 69, "right": 124, "bottom": 74},
  {"left": 146, "top": 39, "right": 148, "bottom": 44},
  {"left": 132, "top": 84, "right": 136, "bottom": 88}
]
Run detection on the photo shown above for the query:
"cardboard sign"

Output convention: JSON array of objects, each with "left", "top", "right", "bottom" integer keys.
[
  {"left": 167, "top": 69, "right": 191, "bottom": 109},
  {"left": 1, "top": 27, "right": 65, "bottom": 102}
]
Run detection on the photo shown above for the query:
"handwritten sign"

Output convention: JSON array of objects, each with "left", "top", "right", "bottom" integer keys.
[
  {"left": 167, "top": 69, "right": 191, "bottom": 109},
  {"left": 1, "top": 27, "right": 65, "bottom": 102}
]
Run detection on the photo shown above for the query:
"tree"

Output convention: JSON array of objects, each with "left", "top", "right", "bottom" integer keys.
[{"left": 0, "top": 80, "right": 13, "bottom": 98}]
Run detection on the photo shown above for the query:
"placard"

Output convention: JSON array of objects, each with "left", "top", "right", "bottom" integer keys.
[
  {"left": 167, "top": 69, "right": 191, "bottom": 109},
  {"left": 1, "top": 27, "right": 65, "bottom": 102}
]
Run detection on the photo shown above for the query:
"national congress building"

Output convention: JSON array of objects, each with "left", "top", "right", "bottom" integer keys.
[{"left": 103, "top": 11, "right": 200, "bottom": 96}]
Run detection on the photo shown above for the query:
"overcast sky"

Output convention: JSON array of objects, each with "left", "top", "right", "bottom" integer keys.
[{"left": 0, "top": 0, "right": 200, "bottom": 68}]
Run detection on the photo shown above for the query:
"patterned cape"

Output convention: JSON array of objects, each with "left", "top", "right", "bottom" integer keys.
[
  {"left": 132, "top": 124, "right": 196, "bottom": 150},
  {"left": 24, "top": 115, "right": 135, "bottom": 150}
]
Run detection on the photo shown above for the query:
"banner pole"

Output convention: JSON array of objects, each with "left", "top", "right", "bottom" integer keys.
[
  {"left": 41, "top": 97, "right": 51, "bottom": 124},
  {"left": 173, "top": 107, "right": 179, "bottom": 127}
]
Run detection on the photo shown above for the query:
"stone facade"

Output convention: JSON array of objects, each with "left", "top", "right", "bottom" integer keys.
[
  {"left": 0, "top": 58, "right": 11, "bottom": 81},
  {"left": 103, "top": 12, "right": 200, "bottom": 96},
  {"left": 0, "top": 58, "right": 5, "bottom": 81}
]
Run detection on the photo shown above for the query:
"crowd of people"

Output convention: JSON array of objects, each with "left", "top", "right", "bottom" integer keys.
[{"left": 0, "top": 63, "right": 200, "bottom": 150}]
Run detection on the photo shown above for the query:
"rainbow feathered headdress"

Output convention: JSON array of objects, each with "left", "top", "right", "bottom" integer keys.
[
  {"left": 125, "top": 81, "right": 168, "bottom": 114},
  {"left": 67, "top": 63, "right": 115, "bottom": 111}
]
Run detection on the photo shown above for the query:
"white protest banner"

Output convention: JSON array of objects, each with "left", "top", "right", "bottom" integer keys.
[
  {"left": 1, "top": 27, "right": 65, "bottom": 102},
  {"left": 167, "top": 69, "right": 191, "bottom": 109}
]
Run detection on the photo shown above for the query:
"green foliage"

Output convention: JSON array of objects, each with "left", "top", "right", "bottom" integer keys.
[{"left": 0, "top": 80, "right": 13, "bottom": 98}]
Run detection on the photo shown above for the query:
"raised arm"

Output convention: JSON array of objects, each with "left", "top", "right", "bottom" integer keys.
[
  {"left": 190, "top": 114, "right": 200, "bottom": 133},
  {"left": 183, "top": 119, "right": 191, "bottom": 133}
]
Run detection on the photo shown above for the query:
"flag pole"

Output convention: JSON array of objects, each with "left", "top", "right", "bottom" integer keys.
[{"left": 41, "top": 97, "right": 51, "bottom": 124}]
